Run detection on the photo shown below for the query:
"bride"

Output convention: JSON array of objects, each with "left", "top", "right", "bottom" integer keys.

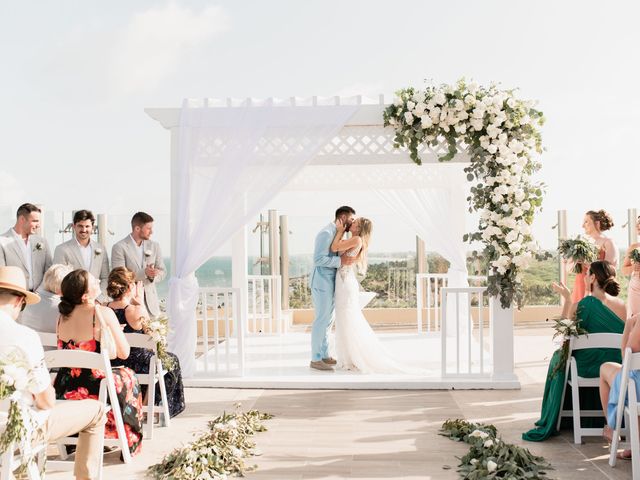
[{"left": 331, "top": 217, "right": 421, "bottom": 374}]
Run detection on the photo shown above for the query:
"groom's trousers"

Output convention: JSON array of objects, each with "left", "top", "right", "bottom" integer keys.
[{"left": 311, "top": 285, "right": 335, "bottom": 361}]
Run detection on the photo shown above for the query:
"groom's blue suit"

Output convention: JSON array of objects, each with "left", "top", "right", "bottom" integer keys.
[{"left": 310, "top": 222, "right": 341, "bottom": 362}]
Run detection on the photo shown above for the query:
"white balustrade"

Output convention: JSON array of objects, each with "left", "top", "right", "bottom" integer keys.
[
  {"left": 440, "top": 286, "right": 492, "bottom": 378},
  {"left": 197, "top": 288, "right": 244, "bottom": 376},
  {"left": 247, "top": 275, "right": 284, "bottom": 334},
  {"left": 416, "top": 273, "right": 486, "bottom": 333}
]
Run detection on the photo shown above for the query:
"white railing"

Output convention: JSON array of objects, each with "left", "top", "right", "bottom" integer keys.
[
  {"left": 416, "top": 273, "right": 487, "bottom": 332},
  {"left": 440, "top": 286, "right": 492, "bottom": 378},
  {"left": 247, "top": 275, "right": 284, "bottom": 334},
  {"left": 197, "top": 288, "right": 244, "bottom": 375}
]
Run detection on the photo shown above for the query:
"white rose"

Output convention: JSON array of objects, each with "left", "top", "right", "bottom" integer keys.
[
  {"left": 454, "top": 99, "right": 465, "bottom": 111},
  {"left": 412, "top": 91, "right": 426, "bottom": 103},
  {"left": 420, "top": 115, "right": 433, "bottom": 129},
  {"left": 505, "top": 230, "right": 518, "bottom": 243},
  {"left": 454, "top": 124, "right": 467, "bottom": 134},
  {"left": 468, "top": 82, "right": 478, "bottom": 94},
  {"left": 470, "top": 458, "right": 478, "bottom": 465},
  {"left": 457, "top": 110, "right": 469, "bottom": 121},
  {"left": 404, "top": 112, "right": 414, "bottom": 124},
  {"left": 510, "top": 242, "right": 522, "bottom": 253},
  {"left": 506, "top": 97, "right": 516, "bottom": 108},
  {"left": 487, "top": 460, "right": 497, "bottom": 472},
  {"left": 393, "top": 97, "right": 403, "bottom": 107},
  {"left": 484, "top": 439, "right": 494, "bottom": 448},
  {"left": 486, "top": 125, "right": 500, "bottom": 138},
  {"left": 464, "top": 94, "right": 476, "bottom": 105},
  {"left": 471, "top": 107, "right": 485, "bottom": 119},
  {"left": 388, "top": 117, "right": 397, "bottom": 126},
  {"left": 407, "top": 101, "right": 416, "bottom": 111},
  {"left": 521, "top": 200, "right": 531, "bottom": 210},
  {"left": 433, "top": 92, "right": 446, "bottom": 105},
  {"left": 512, "top": 207, "right": 523, "bottom": 218},
  {"left": 184, "top": 466, "right": 194, "bottom": 475},
  {"left": 486, "top": 144, "right": 498, "bottom": 154},
  {"left": 413, "top": 102, "right": 426, "bottom": 116},
  {"left": 470, "top": 119, "right": 484, "bottom": 131}
]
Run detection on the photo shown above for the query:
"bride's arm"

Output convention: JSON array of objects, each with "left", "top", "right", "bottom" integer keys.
[{"left": 330, "top": 222, "right": 362, "bottom": 253}]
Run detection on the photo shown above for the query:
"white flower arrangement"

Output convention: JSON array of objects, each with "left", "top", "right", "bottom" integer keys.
[
  {"left": 0, "top": 349, "right": 43, "bottom": 475},
  {"left": 384, "top": 79, "right": 545, "bottom": 308},
  {"left": 142, "top": 315, "right": 175, "bottom": 371}
]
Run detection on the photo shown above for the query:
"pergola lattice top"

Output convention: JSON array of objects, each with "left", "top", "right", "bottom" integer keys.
[{"left": 146, "top": 96, "right": 472, "bottom": 166}]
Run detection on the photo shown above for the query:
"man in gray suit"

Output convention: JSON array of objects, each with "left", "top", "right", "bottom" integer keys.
[
  {"left": 111, "top": 212, "right": 166, "bottom": 317},
  {"left": 53, "top": 210, "right": 110, "bottom": 300},
  {"left": 0, "top": 203, "right": 52, "bottom": 292}
]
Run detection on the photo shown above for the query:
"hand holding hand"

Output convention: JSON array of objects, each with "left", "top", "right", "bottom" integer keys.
[
  {"left": 145, "top": 265, "right": 157, "bottom": 279},
  {"left": 335, "top": 218, "right": 346, "bottom": 233}
]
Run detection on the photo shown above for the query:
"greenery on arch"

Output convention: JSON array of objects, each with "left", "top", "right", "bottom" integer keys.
[{"left": 383, "top": 79, "right": 545, "bottom": 308}]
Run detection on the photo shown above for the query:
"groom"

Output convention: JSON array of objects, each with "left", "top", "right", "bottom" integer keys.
[{"left": 309, "top": 206, "right": 356, "bottom": 371}]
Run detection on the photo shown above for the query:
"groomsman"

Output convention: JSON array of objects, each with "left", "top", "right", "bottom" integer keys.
[
  {"left": 53, "top": 210, "right": 110, "bottom": 300},
  {"left": 111, "top": 212, "right": 165, "bottom": 317},
  {"left": 0, "top": 203, "right": 52, "bottom": 292}
]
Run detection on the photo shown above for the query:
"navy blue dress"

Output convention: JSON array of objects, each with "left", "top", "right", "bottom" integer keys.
[{"left": 109, "top": 305, "right": 185, "bottom": 418}]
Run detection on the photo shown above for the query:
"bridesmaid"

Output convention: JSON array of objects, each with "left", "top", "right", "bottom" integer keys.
[
  {"left": 570, "top": 210, "right": 619, "bottom": 303},
  {"left": 622, "top": 215, "right": 640, "bottom": 317}
]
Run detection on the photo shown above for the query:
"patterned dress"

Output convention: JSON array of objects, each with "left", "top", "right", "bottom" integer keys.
[
  {"left": 53, "top": 315, "right": 144, "bottom": 456},
  {"left": 109, "top": 305, "right": 185, "bottom": 418}
]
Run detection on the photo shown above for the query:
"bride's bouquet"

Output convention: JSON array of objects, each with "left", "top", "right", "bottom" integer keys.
[
  {"left": 630, "top": 248, "right": 640, "bottom": 264},
  {"left": 557, "top": 236, "right": 600, "bottom": 274},
  {"left": 142, "top": 316, "right": 176, "bottom": 371}
]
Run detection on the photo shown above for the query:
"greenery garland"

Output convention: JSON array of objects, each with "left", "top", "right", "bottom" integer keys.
[
  {"left": 440, "top": 419, "right": 552, "bottom": 479},
  {"left": 147, "top": 405, "right": 273, "bottom": 479},
  {"left": 384, "top": 79, "right": 545, "bottom": 308}
]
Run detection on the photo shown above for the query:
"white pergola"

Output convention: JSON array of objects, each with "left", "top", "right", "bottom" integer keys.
[{"left": 146, "top": 96, "right": 517, "bottom": 389}]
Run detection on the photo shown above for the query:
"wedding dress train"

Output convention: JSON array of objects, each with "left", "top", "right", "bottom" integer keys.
[{"left": 334, "top": 263, "right": 422, "bottom": 374}]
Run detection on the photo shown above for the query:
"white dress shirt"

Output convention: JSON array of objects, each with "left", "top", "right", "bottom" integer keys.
[
  {"left": 12, "top": 229, "right": 33, "bottom": 290},
  {"left": 75, "top": 239, "right": 92, "bottom": 270},
  {"left": 0, "top": 310, "right": 52, "bottom": 423},
  {"left": 129, "top": 234, "right": 144, "bottom": 266}
]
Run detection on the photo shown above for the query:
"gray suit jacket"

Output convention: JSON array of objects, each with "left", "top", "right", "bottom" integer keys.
[
  {"left": 53, "top": 239, "right": 110, "bottom": 298},
  {"left": 111, "top": 236, "right": 166, "bottom": 317},
  {"left": 0, "top": 229, "right": 52, "bottom": 291}
]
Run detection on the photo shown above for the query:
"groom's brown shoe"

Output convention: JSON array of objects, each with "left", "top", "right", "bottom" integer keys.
[
  {"left": 322, "top": 357, "right": 337, "bottom": 365},
  {"left": 310, "top": 360, "right": 334, "bottom": 371}
]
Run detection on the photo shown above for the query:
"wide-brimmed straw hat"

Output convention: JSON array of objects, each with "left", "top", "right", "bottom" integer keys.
[{"left": 0, "top": 266, "right": 40, "bottom": 305}]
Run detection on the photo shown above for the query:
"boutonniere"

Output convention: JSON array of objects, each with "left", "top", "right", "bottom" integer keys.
[
  {"left": 94, "top": 248, "right": 102, "bottom": 256},
  {"left": 144, "top": 250, "right": 152, "bottom": 258},
  {"left": 34, "top": 243, "right": 43, "bottom": 252}
]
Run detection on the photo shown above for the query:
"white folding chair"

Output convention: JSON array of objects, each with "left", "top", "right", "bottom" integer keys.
[
  {"left": 37, "top": 332, "right": 57, "bottom": 350},
  {"left": 0, "top": 398, "right": 47, "bottom": 480},
  {"left": 124, "top": 333, "right": 171, "bottom": 439},
  {"left": 556, "top": 332, "right": 623, "bottom": 444},
  {"left": 609, "top": 348, "right": 640, "bottom": 478},
  {"left": 45, "top": 348, "right": 133, "bottom": 466}
]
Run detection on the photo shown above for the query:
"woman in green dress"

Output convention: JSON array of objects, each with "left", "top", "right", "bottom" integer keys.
[{"left": 522, "top": 260, "right": 626, "bottom": 442}]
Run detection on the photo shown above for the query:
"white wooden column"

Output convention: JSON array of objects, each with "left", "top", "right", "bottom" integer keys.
[
  {"left": 490, "top": 301, "right": 519, "bottom": 384},
  {"left": 232, "top": 226, "right": 248, "bottom": 368}
]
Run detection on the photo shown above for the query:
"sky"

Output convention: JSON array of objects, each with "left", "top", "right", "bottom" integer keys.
[{"left": 1, "top": 1, "right": 639, "bottom": 256}]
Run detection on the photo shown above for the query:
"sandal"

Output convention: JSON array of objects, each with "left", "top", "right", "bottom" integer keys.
[{"left": 617, "top": 449, "right": 632, "bottom": 460}]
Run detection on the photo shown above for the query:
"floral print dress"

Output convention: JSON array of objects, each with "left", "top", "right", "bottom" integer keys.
[{"left": 53, "top": 316, "right": 144, "bottom": 456}]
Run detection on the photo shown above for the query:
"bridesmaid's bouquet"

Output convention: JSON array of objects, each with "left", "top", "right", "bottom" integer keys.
[
  {"left": 142, "top": 316, "right": 175, "bottom": 371},
  {"left": 550, "top": 315, "right": 587, "bottom": 378},
  {"left": 558, "top": 236, "right": 600, "bottom": 274},
  {"left": 630, "top": 248, "right": 640, "bottom": 264}
]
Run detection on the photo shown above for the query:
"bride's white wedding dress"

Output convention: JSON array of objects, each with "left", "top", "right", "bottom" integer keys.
[{"left": 334, "top": 249, "right": 421, "bottom": 374}]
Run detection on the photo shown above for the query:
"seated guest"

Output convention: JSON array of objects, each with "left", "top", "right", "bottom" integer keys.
[
  {"left": 523, "top": 261, "right": 625, "bottom": 442},
  {"left": 107, "top": 267, "right": 185, "bottom": 418},
  {"left": 600, "top": 307, "right": 640, "bottom": 458},
  {"left": 0, "top": 266, "right": 106, "bottom": 480},
  {"left": 53, "top": 269, "right": 143, "bottom": 457},
  {"left": 53, "top": 210, "right": 110, "bottom": 303},
  {"left": 19, "top": 263, "right": 72, "bottom": 335}
]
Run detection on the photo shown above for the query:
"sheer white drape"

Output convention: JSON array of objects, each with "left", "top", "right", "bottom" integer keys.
[{"left": 169, "top": 103, "right": 357, "bottom": 376}]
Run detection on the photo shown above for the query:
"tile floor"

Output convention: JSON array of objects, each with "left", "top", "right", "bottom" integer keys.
[{"left": 47, "top": 326, "right": 632, "bottom": 479}]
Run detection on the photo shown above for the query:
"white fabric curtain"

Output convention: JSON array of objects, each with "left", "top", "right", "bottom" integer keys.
[
  {"left": 169, "top": 102, "right": 357, "bottom": 377},
  {"left": 374, "top": 177, "right": 470, "bottom": 346}
]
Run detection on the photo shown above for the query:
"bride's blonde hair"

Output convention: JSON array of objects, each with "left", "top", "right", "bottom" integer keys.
[{"left": 356, "top": 217, "right": 373, "bottom": 275}]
